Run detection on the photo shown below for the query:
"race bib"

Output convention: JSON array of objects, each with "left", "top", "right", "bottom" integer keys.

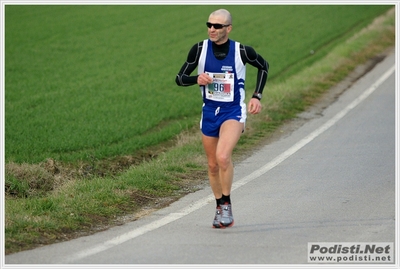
[{"left": 205, "top": 72, "right": 234, "bottom": 102}]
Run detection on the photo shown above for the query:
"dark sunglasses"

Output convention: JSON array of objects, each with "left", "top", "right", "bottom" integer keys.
[{"left": 206, "top": 22, "right": 231, "bottom": 29}]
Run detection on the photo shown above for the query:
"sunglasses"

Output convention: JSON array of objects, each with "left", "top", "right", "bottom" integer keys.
[{"left": 206, "top": 22, "right": 231, "bottom": 29}]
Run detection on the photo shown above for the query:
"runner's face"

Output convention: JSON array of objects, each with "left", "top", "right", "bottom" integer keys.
[{"left": 207, "top": 15, "right": 231, "bottom": 45}]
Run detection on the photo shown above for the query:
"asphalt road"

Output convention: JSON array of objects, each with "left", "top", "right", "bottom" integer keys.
[{"left": 5, "top": 50, "right": 396, "bottom": 267}]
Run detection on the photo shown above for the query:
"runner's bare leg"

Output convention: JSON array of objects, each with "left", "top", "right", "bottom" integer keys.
[{"left": 202, "top": 120, "right": 244, "bottom": 198}]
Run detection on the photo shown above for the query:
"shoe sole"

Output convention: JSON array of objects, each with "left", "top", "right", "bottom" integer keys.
[
  {"left": 212, "top": 221, "right": 222, "bottom": 228},
  {"left": 213, "top": 220, "right": 234, "bottom": 229}
]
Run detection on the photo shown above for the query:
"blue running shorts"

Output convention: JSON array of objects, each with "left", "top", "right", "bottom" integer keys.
[{"left": 200, "top": 105, "right": 247, "bottom": 137}]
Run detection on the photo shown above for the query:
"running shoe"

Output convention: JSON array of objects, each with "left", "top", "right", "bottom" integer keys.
[
  {"left": 212, "top": 206, "right": 222, "bottom": 228},
  {"left": 220, "top": 203, "right": 234, "bottom": 227}
]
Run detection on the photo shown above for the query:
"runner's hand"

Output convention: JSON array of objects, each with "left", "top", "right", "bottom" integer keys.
[
  {"left": 197, "top": 73, "right": 213, "bottom": 86},
  {"left": 248, "top": 98, "right": 262, "bottom": 114}
]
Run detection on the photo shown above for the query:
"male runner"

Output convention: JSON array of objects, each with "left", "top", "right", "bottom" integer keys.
[{"left": 175, "top": 8, "right": 269, "bottom": 228}]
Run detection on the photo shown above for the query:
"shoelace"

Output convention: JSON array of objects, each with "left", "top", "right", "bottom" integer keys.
[{"left": 221, "top": 204, "right": 231, "bottom": 218}]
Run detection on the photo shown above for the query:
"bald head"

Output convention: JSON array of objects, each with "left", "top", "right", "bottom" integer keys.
[{"left": 209, "top": 9, "right": 232, "bottom": 25}]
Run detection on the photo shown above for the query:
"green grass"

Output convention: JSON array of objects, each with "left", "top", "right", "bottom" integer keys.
[
  {"left": 5, "top": 5, "right": 391, "bottom": 163},
  {"left": 4, "top": 5, "right": 395, "bottom": 254}
]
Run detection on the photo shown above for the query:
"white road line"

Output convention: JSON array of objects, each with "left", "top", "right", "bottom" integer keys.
[
  {"left": 63, "top": 65, "right": 395, "bottom": 263},
  {"left": 232, "top": 66, "right": 395, "bottom": 190}
]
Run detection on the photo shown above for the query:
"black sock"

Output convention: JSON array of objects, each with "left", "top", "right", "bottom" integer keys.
[
  {"left": 221, "top": 194, "right": 231, "bottom": 205},
  {"left": 216, "top": 198, "right": 222, "bottom": 208}
]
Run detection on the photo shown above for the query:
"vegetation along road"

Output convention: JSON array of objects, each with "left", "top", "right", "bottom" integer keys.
[{"left": 4, "top": 5, "right": 395, "bottom": 257}]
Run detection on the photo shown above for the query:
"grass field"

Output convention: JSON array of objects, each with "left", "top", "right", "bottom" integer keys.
[
  {"left": 4, "top": 5, "right": 395, "bottom": 254},
  {"left": 5, "top": 5, "right": 391, "bottom": 163}
]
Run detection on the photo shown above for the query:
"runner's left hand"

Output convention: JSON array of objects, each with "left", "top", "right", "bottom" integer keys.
[{"left": 248, "top": 98, "right": 262, "bottom": 114}]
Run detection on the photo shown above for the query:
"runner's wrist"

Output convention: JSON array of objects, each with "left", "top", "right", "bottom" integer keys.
[{"left": 252, "top": 93, "right": 262, "bottom": 100}]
